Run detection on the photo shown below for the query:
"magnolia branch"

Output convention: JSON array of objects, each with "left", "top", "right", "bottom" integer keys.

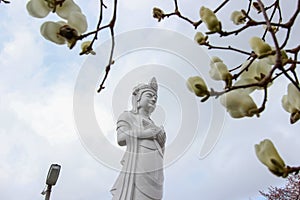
[
  {"left": 162, "top": 0, "right": 230, "bottom": 29},
  {"left": 258, "top": 0, "right": 300, "bottom": 91},
  {"left": 78, "top": 0, "right": 106, "bottom": 55},
  {"left": 97, "top": 0, "right": 117, "bottom": 93},
  {"left": 0, "top": 0, "right": 10, "bottom": 4},
  {"left": 202, "top": 42, "right": 252, "bottom": 55}
]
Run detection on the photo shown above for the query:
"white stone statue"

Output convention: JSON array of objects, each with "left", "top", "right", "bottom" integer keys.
[{"left": 110, "top": 77, "right": 166, "bottom": 200}]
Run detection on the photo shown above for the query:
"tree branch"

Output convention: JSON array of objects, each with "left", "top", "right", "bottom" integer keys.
[{"left": 97, "top": 0, "right": 117, "bottom": 93}]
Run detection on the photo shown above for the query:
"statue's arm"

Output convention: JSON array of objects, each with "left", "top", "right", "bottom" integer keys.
[
  {"left": 116, "top": 120, "right": 130, "bottom": 146},
  {"left": 117, "top": 122, "right": 157, "bottom": 143},
  {"left": 139, "top": 127, "right": 160, "bottom": 139},
  {"left": 116, "top": 112, "right": 162, "bottom": 144}
]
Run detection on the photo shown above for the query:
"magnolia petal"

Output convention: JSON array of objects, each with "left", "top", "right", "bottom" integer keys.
[
  {"left": 200, "top": 6, "right": 221, "bottom": 32},
  {"left": 220, "top": 90, "right": 258, "bottom": 118},
  {"left": 40, "top": 21, "right": 66, "bottom": 45},
  {"left": 240, "top": 60, "right": 258, "bottom": 80},
  {"left": 194, "top": 32, "right": 207, "bottom": 45},
  {"left": 233, "top": 78, "right": 257, "bottom": 94},
  {"left": 210, "top": 56, "right": 223, "bottom": 63},
  {"left": 186, "top": 76, "right": 209, "bottom": 97},
  {"left": 287, "top": 83, "right": 300, "bottom": 110},
  {"left": 67, "top": 11, "right": 88, "bottom": 34},
  {"left": 209, "top": 58, "right": 230, "bottom": 81},
  {"left": 56, "top": 0, "right": 82, "bottom": 19},
  {"left": 230, "top": 11, "right": 246, "bottom": 25},
  {"left": 281, "top": 95, "right": 296, "bottom": 114},
  {"left": 249, "top": 37, "right": 272, "bottom": 58},
  {"left": 265, "top": 49, "right": 289, "bottom": 66},
  {"left": 26, "top": 0, "right": 51, "bottom": 18},
  {"left": 255, "top": 139, "right": 286, "bottom": 176},
  {"left": 256, "top": 59, "right": 272, "bottom": 77}
]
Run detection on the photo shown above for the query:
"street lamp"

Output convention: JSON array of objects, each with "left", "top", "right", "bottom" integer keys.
[{"left": 41, "top": 164, "right": 61, "bottom": 200}]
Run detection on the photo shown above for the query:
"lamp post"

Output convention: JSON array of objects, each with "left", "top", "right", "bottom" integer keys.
[{"left": 41, "top": 164, "right": 61, "bottom": 200}]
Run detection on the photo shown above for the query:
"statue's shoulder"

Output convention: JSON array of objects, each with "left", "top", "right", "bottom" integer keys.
[{"left": 117, "top": 111, "right": 135, "bottom": 122}]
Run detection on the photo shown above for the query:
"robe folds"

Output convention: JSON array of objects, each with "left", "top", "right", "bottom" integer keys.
[{"left": 111, "top": 111, "right": 164, "bottom": 200}]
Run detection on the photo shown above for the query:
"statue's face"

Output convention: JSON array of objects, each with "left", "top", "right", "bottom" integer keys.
[{"left": 138, "top": 90, "right": 157, "bottom": 114}]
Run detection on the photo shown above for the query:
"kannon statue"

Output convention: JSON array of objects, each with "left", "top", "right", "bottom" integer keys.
[{"left": 111, "top": 77, "right": 166, "bottom": 200}]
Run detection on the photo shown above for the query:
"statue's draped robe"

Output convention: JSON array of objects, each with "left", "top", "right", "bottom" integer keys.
[{"left": 110, "top": 111, "right": 164, "bottom": 200}]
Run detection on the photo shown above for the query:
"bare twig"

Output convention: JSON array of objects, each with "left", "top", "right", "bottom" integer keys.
[
  {"left": 0, "top": 0, "right": 10, "bottom": 4},
  {"left": 258, "top": 0, "right": 300, "bottom": 91},
  {"left": 97, "top": 0, "right": 117, "bottom": 93},
  {"left": 203, "top": 42, "right": 252, "bottom": 56},
  {"left": 162, "top": 0, "right": 230, "bottom": 29}
]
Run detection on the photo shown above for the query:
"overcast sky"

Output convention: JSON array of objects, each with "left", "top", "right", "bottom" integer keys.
[{"left": 0, "top": 0, "right": 299, "bottom": 200}]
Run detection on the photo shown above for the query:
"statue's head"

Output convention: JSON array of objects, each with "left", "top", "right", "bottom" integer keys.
[{"left": 131, "top": 77, "right": 158, "bottom": 114}]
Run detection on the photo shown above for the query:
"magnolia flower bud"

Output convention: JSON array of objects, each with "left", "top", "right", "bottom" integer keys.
[
  {"left": 26, "top": 0, "right": 51, "bottom": 18},
  {"left": 210, "top": 56, "right": 223, "bottom": 63},
  {"left": 67, "top": 11, "right": 88, "bottom": 34},
  {"left": 56, "top": 0, "right": 81, "bottom": 19},
  {"left": 263, "top": 25, "right": 279, "bottom": 33},
  {"left": 200, "top": 6, "right": 221, "bottom": 33},
  {"left": 80, "top": 41, "right": 96, "bottom": 55},
  {"left": 40, "top": 21, "right": 66, "bottom": 44},
  {"left": 209, "top": 56, "right": 231, "bottom": 81},
  {"left": 230, "top": 11, "right": 246, "bottom": 25},
  {"left": 249, "top": 37, "right": 272, "bottom": 58},
  {"left": 186, "top": 76, "right": 209, "bottom": 97},
  {"left": 281, "top": 95, "right": 296, "bottom": 113},
  {"left": 153, "top": 7, "right": 164, "bottom": 22},
  {"left": 220, "top": 90, "right": 258, "bottom": 118},
  {"left": 287, "top": 83, "right": 300, "bottom": 110},
  {"left": 194, "top": 32, "right": 208, "bottom": 45},
  {"left": 252, "top": 2, "right": 261, "bottom": 13},
  {"left": 255, "top": 139, "right": 287, "bottom": 177},
  {"left": 281, "top": 83, "right": 300, "bottom": 124}
]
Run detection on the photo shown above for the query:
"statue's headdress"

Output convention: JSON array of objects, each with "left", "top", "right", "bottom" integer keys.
[{"left": 131, "top": 77, "right": 158, "bottom": 113}]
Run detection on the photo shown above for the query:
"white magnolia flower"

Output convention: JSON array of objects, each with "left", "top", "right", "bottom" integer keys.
[
  {"left": 56, "top": 0, "right": 81, "bottom": 19},
  {"left": 186, "top": 76, "right": 209, "bottom": 97},
  {"left": 40, "top": 21, "right": 80, "bottom": 48},
  {"left": 209, "top": 56, "right": 231, "bottom": 81},
  {"left": 282, "top": 95, "right": 296, "bottom": 113},
  {"left": 194, "top": 32, "right": 208, "bottom": 45},
  {"left": 27, "top": 0, "right": 81, "bottom": 19},
  {"left": 233, "top": 78, "right": 257, "bottom": 94},
  {"left": 282, "top": 83, "right": 300, "bottom": 123},
  {"left": 67, "top": 11, "right": 87, "bottom": 34},
  {"left": 240, "top": 59, "right": 272, "bottom": 82},
  {"left": 26, "top": 0, "right": 52, "bottom": 18},
  {"left": 255, "top": 59, "right": 272, "bottom": 78},
  {"left": 287, "top": 83, "right": 300, "bottom": 110},
  {"left": 220, "top": 90, "right": 258, "bottom": 118},
  {"left": 40, "top": 21, "right": 66, "bottom": 45},
  {"left": 249, "top": 37, "right": 272, "bottom": 58},
  {"left": 255, "top": 139, "right": 287, "bottom": 177},
  {"left": 200, "top": 6, "right": 221, "bottom": 33},
  {"left": 230, "top": 11, "right": 246, "bottom": 25},
  {"left": 240, "top": 60, "right": 259, "bottom": 80}
]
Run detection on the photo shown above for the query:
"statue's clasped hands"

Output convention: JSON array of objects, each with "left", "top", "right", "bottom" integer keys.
[{"left": 154, "top": 126, "right": 166, "bottom": 148}]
